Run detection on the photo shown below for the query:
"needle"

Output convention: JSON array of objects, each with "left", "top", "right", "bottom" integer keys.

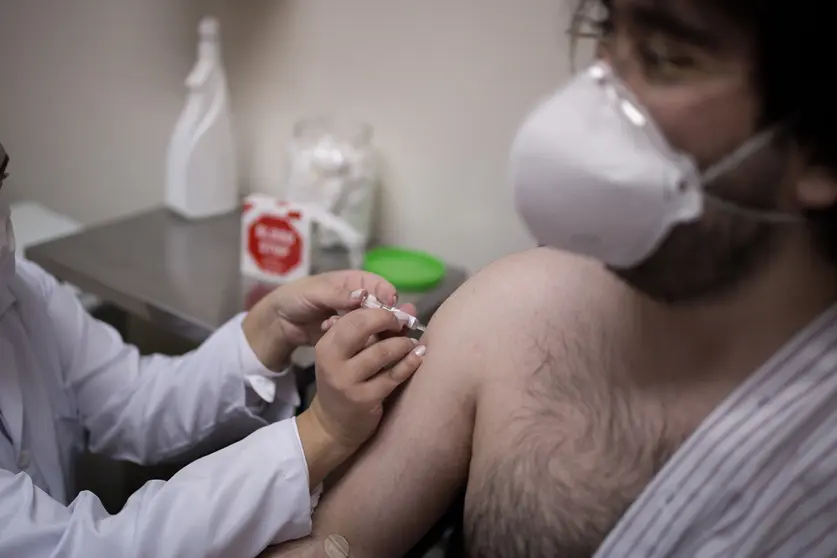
[{"left": 359, "top": 293, "right": 427, "bottom": 333}]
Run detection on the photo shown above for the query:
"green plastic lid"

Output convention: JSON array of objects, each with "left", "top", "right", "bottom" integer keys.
[{"left": 363, "top": 246, "right": 446, "bottom": 292}]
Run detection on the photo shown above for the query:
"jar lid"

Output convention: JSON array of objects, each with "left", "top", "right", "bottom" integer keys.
[{"left": 363, "top": 247, "right": 446, "bottom": 292}]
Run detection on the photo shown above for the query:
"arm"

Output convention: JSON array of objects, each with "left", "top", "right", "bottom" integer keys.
[
  {"left": 0, "top": 420, "right": 313, "bottom": 558},
  {"left": 268, "top": 271, "right": 507, "bottom": 557},
  {"left": 267, "top": 247, "right": 625, "bottom": 557},
  {"left": 267, "top": 248, "right": 599, "bottom": 558},
  {"left": 23, "top": 259, "right": 299, "bottom": 465}
]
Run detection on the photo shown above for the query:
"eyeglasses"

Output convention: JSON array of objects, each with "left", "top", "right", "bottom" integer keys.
[{"left": 0, "top": 142, "right": 8, "bottom": 186}]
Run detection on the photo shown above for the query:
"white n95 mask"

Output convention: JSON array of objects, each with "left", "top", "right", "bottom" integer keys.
[{"left": 510, "top": 61, "right": 779, "bottom": 268}]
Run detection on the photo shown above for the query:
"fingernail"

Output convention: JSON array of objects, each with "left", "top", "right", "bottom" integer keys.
[
  {"left": 393, "top": 293, "right": 399, "bottom": 305},
  {"left": 413, "top": 345, "right": 426, "bottom": 357},
  {"left": 350, "top": 289, "right": 366, "bottom": 301},
  {"left": 410, "top": 337, "right": 419, "bottom": 346}
]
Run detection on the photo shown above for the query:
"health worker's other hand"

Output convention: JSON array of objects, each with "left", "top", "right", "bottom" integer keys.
[
  {"left": 309, "top": 308, "right": 426, "bottom": 452},
  {"left": 319, "top": 300, "right": 419, "bottom": 346},
  {"left": 241, "top": 270, "right": 402, "bottom": 371}
]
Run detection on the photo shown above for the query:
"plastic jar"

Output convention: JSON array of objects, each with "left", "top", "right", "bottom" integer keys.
[{"left": 284, "top": 116, "right": 378, "bottom": 248}]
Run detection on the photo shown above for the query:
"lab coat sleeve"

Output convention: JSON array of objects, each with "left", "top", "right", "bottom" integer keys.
[
  {"left": 29, "top": 259, "right": 301, "bottom": 464},
  {"left": 0, "top": 419, "right": 315, "bottom": 557}
]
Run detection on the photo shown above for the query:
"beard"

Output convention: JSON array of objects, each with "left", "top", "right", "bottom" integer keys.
[
  {"left": 609, "top": 148, "right": 789, "bottom": 305},
  {"left": 610, "top": 214, "right": 776, "bottom": 304}
]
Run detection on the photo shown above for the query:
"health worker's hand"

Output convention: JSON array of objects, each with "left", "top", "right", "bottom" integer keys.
[
  {"left": 241, "top": 270, "right": 408, "bottom": 371},
  {"left": 306, "top": 307, "right": 426, "bottom": 454}
]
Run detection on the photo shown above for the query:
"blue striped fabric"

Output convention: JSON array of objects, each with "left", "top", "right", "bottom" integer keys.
[{"left": 595, "top": 303, "right": 837, "bottom": 557}]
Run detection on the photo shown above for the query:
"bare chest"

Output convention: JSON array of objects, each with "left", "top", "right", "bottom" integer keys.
[{"left": 463, "top": 361, "right": 706, "bottom": 558}]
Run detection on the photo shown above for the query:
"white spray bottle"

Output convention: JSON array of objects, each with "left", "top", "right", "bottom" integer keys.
[{"left": 165, "top": 16, "right": 238, "bottom": 219}]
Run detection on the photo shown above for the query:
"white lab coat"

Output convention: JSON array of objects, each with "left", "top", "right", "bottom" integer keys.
[{"left": 0, "top": 258, "right": 315, "bottom": 557}]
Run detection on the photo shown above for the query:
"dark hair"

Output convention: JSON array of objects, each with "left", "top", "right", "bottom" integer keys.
[{"left": 573, "top": 0, "right": 837, "bottom": 266}]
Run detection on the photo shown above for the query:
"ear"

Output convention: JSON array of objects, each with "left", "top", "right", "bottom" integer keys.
[
  {"left": 790, "top": 146, "right": 837, "bottom": 210},
  {"left": 796, "top": 167, "right": 837, "bottom": 209}
]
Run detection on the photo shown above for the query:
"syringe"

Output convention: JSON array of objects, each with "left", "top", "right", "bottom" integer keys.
[{"left": 360, "top": 293, "right": 427, "bottom": 333}]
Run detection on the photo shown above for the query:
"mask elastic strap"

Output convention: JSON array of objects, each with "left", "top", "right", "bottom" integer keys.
[
  {"left": 701, "top": 128, "right": 777, "bottom": 186},
  {"left": 700, "top": 127, "right": 802, "bottom": 224},
  {"left": 702, "top": 193, "right": 800, "bottom": 224}
]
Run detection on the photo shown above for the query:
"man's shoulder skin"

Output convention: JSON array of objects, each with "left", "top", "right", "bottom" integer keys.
[{"left": 443, "top": 246, "right": 627, "bottom": 344}]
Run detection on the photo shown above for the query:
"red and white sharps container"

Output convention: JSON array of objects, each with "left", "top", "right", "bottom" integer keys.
[{"left": 241, "top": 194, "right": 364, "bottom": 283}]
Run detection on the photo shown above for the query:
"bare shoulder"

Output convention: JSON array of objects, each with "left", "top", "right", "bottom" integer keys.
[
  {"left": 427, "top": 248, "right": 629, "bottom": 385},
  {"left": 438, "top": 247, "right": 623, "bottom": 326}
]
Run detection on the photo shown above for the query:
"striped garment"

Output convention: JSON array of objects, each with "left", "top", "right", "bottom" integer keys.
[{"left": 595, "top": 303, "right": 837, "bottom": 558}]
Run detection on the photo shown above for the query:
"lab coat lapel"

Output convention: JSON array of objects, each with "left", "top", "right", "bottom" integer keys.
[
  {"left": 6, "top": 274, "right": 68, "bottom": 500},
  {"left": 0, "top": 288, "right": 24, "bottom": 454}
]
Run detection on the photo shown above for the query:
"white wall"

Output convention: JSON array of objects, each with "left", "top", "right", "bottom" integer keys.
[
  {"left": 1, "top": 0, "right": 574, "bottom": 272},
  {"left": 0, "top": 0, "right": 200, "bottom": 224}
]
